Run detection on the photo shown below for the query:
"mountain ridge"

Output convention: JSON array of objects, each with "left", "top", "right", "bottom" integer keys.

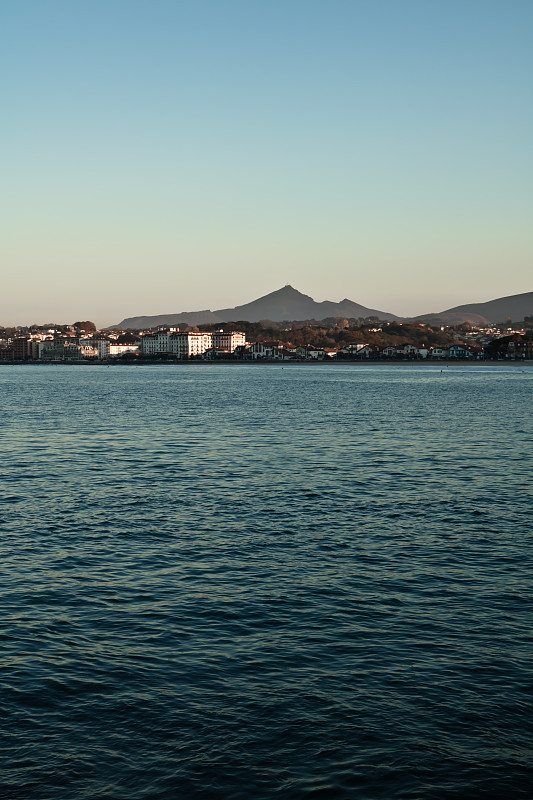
[
  {"left": 409, "top": 291, "right": 533, "bottom": 326},
  {"left": 113, "top": 285, "right": 399, "bottom": 328},
  {"left": 112, "top": 286, "right": 533, "bottom": 329}
]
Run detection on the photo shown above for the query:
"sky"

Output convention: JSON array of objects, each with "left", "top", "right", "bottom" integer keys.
[{"left": 1, "top": 0, "right": 532, "bottom": 327}]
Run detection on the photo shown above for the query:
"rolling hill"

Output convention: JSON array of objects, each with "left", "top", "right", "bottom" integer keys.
[{"left": 411, "top": 291, "right": 533, "bottom": 326}]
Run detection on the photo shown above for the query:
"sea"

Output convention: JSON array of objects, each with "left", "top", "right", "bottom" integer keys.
[{"left": 1, "top": 363, "right": 532, "bottom": 799}]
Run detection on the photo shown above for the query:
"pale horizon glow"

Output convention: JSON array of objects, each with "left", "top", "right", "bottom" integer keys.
[{"left": 1, "top": 0, "right": 532, "bottom": 327}]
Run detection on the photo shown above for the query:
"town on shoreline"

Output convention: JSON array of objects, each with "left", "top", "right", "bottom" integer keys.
[{"left": 1, "top": 318, "right": 532, "bottom": 362}]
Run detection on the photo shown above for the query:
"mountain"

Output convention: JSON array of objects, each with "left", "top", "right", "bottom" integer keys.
[
  {"left": 114, "top": 285, "right": 399, "bottom": 328},
  {"left": 113, "top": 309, "right": 225, "bottom": 329},
  {"left": 411, "top": 291, "right": 533, "bottom": 326},
  {"left": 214, "top": 285, "right": 399, "bottom": 323},
  {"left": 112, "top": 286, "right": 533, "bottom": 329}
]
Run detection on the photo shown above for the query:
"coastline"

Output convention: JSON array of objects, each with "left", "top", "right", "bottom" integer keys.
[{"left": 1, "top": 359, "right": 532, "bottom": 367}]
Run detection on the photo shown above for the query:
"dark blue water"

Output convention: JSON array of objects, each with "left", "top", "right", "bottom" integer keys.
[{"left": 1, "top": 364, "right": 532, "bottom": 799}]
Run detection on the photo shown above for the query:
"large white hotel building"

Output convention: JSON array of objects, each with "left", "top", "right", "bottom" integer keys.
[{"left": 140, "top": 330, "right": 246, "bottom": 358}]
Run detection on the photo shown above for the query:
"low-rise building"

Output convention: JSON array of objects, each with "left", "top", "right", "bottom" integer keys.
[
  {"left": 397, "top": 343, "right": 420, "bottom": 357},
  {"left": 356, "top": 345, "right": 379, "bottom": 358},
  {"left": 448, "top": 344, "right": 473, "bottom": 359},
  {"left": 485, "top": 333, "right": 533, "bottom": 360},
  {"left": 204, "top": 347, "right": 231, "bottom": 360},
  {"left": 248, "top": 341, "right": 293, "bottom": 359}
]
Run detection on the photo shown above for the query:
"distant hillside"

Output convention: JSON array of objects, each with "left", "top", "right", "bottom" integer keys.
[
  {"left": 412, "top": 291, "right": 533, "bottom": 325},
  {"left": 115, "top": 309, "right": 224, "bottom": 329},
  {"left": 114, "top": 285, "right": 399, "bottom": 329},
  {"left": 112, "top": 285, "right": 533, "bottom": 330}
]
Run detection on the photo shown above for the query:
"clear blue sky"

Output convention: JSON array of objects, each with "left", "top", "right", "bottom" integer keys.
[{"left": 2, "top": 0, "right": 531, "bottom": 326}]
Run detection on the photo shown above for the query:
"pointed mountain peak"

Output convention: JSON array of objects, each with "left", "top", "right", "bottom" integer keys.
[
  {"left": 268, "top": 285, "right": 314, "bottom": 300},
  {"left": 271, "top": 284, "right": 307, "bottom": 296},
  {"left": 114, "top": 285, "right": 400, "bottom": 327}
]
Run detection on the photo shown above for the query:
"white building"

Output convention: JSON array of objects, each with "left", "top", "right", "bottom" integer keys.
[
  {"left": 431, "top": 347, "right": 448, "bottom": 359},
  {"left": 140, "top": 334, "right": 160, "bottom": 355},
  {"left": 80, "top": 345, "right": 99, "bottom": 358},
  {"left": 156, "top": 331, "right": 169, "bottom": 352},
  {"left": 168, "top": 332, "right": 213, "bottom": 358},
  {"left": 140, "top": 330, "right": 174, "bottom": 355},
  {"left": 80, "top": 338, "right": 110, "bottom": 359},
  {"left": 139, "top": 330, "right": 245, "bottom": 358},
  {"left": 108, "top": 344, "right": 139, "bottom": 357},
  {"left": 248, "top": 341, "right": 284, "bottom": 359},
  {"left": 212, "top": 331, "right": 246, "bottom": 352}
]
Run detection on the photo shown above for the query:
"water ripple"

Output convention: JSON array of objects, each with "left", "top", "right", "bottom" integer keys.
[{"left": 1, "top": 364, "right": 532, "bottom": 799}]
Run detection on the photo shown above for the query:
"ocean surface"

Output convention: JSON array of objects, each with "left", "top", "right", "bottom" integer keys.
[{"left": 1, "top": 363, "right": 532, "bottom": 799}]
